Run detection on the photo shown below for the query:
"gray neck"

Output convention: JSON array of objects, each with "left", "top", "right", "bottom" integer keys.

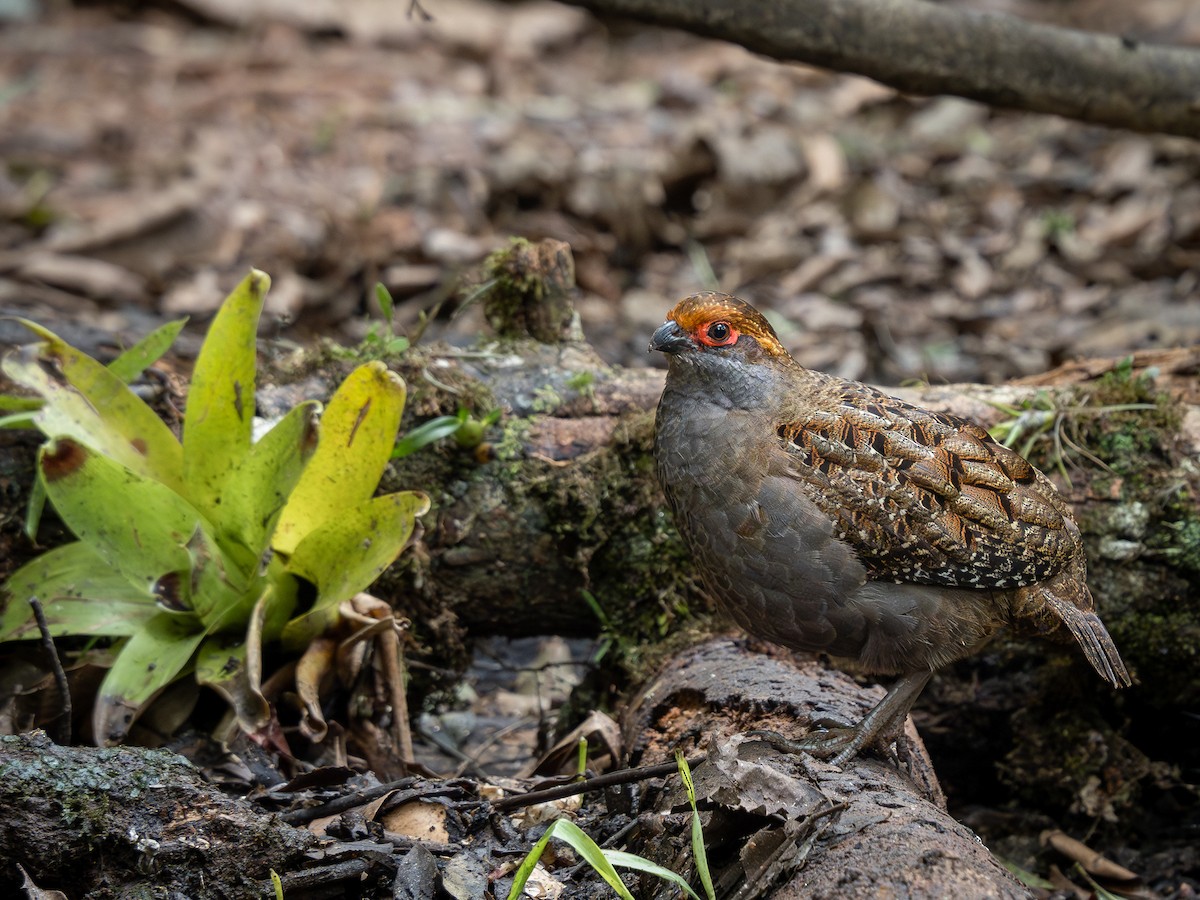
[{"left": 664, "top": 352, "right": 794, "bottom": 412}]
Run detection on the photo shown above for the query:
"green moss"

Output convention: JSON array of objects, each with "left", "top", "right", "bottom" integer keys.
[
  {"left": 565, "top": 370, "right": 596, "bottom": 398},
  {"left": 1158, "top": 515, "right": 1200, "bottom": 576},
  {"left": 1081, "top": 360, "right": 1182, "bottom": 482},
  {"left": 485, "top": 238, "right": 544, "bottom": 301},
  {"left": 530, "top": 384, "right": 563, "bottom": 414},
  {"left": 519, "top": 410, "right": 699, "bottom": 671},
  {"left": 0, "top": 735, "right": 189, "bottom": 838}
]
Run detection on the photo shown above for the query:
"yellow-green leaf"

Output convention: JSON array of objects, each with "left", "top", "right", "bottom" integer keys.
[
  {"left": 195, "top": 634, "right": 269, "bottom": 734},
  {"left": 182, "top": 269, "right": 270, "bottom": 517},
  {"left": 272, "top": 362, "right": 405, "bottom": 556},
  {"left": 37, "top": 438, "right": 202, "bottom": 598},
  {"left": 1, "top": 542, "right": 157, "bottom": 640},
  {"left": 218, "top": 400, "right": 320, "bottom": 560},
  {"left": 106, "top": 317, "right": 187, "bottom": 384},
  {"left": 185, "top": 524, "right": 256, "bottom": 631},
  {"left": 281, "top": 490, "right": 428, "bottom": 647},
  {"left": 2, "top": 321, "right": 182, "bottom": 489},
  {"left": 93, "top": 613, "right": 205, "bottom": 745}
]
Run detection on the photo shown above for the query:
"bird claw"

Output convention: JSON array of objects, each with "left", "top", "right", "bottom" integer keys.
[{"left": 746, "top": 724, "right": 868, "bottom": 767}]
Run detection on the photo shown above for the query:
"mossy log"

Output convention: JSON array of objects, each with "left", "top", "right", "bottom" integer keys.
[
  {"left": 1, "top": 329, "right": 1198, "bottom": 708},
  {"left": 0, "top": 731, "right": 320, "bottom": 897}
]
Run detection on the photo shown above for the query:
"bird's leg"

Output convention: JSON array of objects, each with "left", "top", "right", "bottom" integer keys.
[{"left": 749, "top": 671, "right": 933, "bottom": 766}]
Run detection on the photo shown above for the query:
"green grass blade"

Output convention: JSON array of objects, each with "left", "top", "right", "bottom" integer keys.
[
  {"left": 677, "top": 750, "right": 715, "bottom": 900},
  {"left": 106, "top": 318, "right": 187, "bottom": 384},
  {"left": 505, "top": 824, "right": 557, "bottom": 900},
  {"left": 391, "top": 415, "right": 463, "bottom": 459},
  {"left": 505, "top": 819, "right": 636, "bottom": 900},
  {"left": 602, "top": 851, "right": 702, "bottom": 900},
  {"left": 374, "top": 282, "right": 395, "bottom": 323}
]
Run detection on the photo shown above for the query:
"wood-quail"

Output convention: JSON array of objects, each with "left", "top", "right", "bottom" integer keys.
[{"left": 651, "top": 292, "right": 1130, "bottom": 765}]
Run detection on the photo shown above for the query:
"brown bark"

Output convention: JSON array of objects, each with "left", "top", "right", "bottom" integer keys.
[
  {"left": 558, "top": 0, "right": 1200, "bottom": 137},
  {"left": 621, "top": 639, "right": 1031, "bottom": 899}
]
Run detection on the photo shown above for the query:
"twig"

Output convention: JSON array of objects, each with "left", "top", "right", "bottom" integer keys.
[
  {"left": 278, "top": 776, "right": 418, "bottom": 824},
  {"left": 491, "top": 754, "right": 706, "bottom": 812},
  {"left": 29, "top": 597, "right": 71, "bottom": 745},
  {"left": 378, "top": 622, "right": 414, "bottom": 771},
  {"left": 272, "top": 858, "right": 372, "bottom": 892}
]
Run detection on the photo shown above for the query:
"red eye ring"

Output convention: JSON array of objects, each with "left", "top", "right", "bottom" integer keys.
[{"left": 698, "top": 321, "right": 738, "bottom": 347}]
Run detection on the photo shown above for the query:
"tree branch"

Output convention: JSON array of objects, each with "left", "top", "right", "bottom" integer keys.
[{"left": 559, "top": 0, "right": 1200, "bottom": 137}]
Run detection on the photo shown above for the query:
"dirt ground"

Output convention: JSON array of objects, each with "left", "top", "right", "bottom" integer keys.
[{"left": 1, "top": 0, "right": 1199, "bottom": 897}]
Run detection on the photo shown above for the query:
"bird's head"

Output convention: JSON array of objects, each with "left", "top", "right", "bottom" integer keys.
[{"left": 650, "top": 293, "right": 795, "bottom": 406}]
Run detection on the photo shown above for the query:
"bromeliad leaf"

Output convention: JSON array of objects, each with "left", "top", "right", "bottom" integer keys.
[
  {"left": 38, "top": 438, "right": 202, "bottom": 601},
  {"left": 196, "top": 630, "right": 270, "bottom": 735},
  {"left": 2, "top": 320, "right": 183, "bottom": 489},
  {"left": 106, "top": 318, "right": 187, "bottom": 384},
  {"left": 0, "top": 542, "right": 158, "bottom": 640},
  {"left": 184, "top": 523, "right": 258, "bottom": 631},
  {"left": 273, "top": 361, "right": 406, "bottom": 556},
  {"left": 281, "top": 490, "right": 429, "bottom": 648},
  {"left": 194, "top": 588, "right": 274, "bottom": 734},
  {"left": 217, "top": 400, "right": 320, "bottom": 564},
  {"left": 182, "top": 269, "right": 270, "bottom": 518},
  {"left": 93, "top": 612, "right": 206, "bottom": 745}
]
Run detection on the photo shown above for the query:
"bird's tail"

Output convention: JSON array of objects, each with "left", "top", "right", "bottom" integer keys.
[{"left": 1046, "top": 595, "right": 1132, "bottom": 689}]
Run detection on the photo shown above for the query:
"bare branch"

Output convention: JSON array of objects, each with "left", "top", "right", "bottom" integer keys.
[{"left": 559, "top": 0, "right": 1200, "bottom": 137}]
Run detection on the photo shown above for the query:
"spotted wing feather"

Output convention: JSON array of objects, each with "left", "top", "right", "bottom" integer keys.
[{"left": 778, "top": 378, "right": 1079, "bottom": 590}]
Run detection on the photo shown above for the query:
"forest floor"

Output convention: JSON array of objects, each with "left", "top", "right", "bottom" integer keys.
[{"left": 1, "top": 1, "right": 1198, "bottom": 897}]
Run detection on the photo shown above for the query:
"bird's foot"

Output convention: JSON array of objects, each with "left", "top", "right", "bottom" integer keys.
[
  {"left": 747, "top": 671, "right": 935, "bottom": 767},
  {"left": 747, "top": 720, "right": 874, "bottom": 767}
]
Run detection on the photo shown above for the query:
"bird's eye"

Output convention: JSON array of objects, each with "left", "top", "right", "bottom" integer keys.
[{"left": 701, "top": 321, "right": 737, "bottom": 346}]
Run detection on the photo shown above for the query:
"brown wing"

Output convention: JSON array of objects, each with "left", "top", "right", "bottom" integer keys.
[{"left": 777, "top": 379, "right": 1080, "bottom": 590}]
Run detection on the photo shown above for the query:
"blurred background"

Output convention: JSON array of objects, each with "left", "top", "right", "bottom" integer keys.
[{"left": 1, "top": 0, "right": 1198, "bottom": 388}]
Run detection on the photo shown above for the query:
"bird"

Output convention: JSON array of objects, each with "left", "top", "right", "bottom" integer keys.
[{"left": 650, "top": 292, "right": 1131, "bottom": 765}]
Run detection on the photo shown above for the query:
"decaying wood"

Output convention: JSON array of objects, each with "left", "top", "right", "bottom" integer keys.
[
  {"left": 0, "top": 731, "right": 319, "bottom": 897},
  {"left": 621, "top": 639, "right": 1030, "bottom": 899}
]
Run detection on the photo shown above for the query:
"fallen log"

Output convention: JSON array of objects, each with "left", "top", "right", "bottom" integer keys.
[{"left": 620, "top": 638, "right": 1031, "bottom": 899}]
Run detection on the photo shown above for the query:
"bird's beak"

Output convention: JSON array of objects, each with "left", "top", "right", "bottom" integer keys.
[{"left": 649, "top": 320, "right": 692, "bottom": 354}]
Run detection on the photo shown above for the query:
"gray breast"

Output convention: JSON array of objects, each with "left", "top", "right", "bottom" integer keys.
[{"left": 655, "top": 394, "right": 1003, "bottom": 673}]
